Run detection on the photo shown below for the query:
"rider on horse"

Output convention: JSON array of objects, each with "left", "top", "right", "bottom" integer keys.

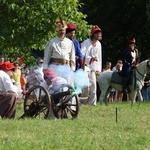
[{"left": 121, "top": 38, "right": 140, "bottom": 93}]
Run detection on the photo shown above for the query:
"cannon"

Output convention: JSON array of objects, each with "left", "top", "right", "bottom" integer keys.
[{"left": 20, "top": 84, "right": 80, "bottom": 119}]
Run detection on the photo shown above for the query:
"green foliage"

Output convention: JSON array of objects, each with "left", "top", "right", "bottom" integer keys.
[{"left": 0, "top": 0, "right": 91, "bottom": 64}]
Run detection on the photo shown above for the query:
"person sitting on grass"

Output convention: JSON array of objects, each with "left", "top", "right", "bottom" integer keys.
[{"left": 0, "top": 61, "right": 24, "bottom": 119}]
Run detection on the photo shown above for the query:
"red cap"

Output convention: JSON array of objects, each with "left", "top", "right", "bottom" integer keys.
[
  {"left": 44, "top": 69, "right": 56, "bottom": 78},
  {"left": 91, "top": 25, "right": 101, "bottom": 35},
  {"left": 0, "top": 61, "right": 15, "bottom": 71},
  {"left": 66, "top": 23, "right": 77, "bottom": 34},
  {"left": 67, "top": 23, "right": 77, "bottom": 30}
]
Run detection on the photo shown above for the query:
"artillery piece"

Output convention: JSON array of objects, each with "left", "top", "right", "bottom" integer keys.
[{"left": 20, "top": 84, "right": 80, "bottom": 119}]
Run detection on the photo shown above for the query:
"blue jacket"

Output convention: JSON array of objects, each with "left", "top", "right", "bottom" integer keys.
[
  {"left": 72, "top": 39, "right": 83, "bottom": 70},
  {"left": 121, "top": 47, "right": 139, "bottom": 78}
]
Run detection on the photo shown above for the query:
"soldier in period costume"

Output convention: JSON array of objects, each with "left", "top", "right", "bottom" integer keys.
[
  {"left": 43, "top": 19, "right": 76, "bottom": 75},
  {"left": 66, "top": 23, "right": 83, "bottom": 70},
  {"left": 81, "top": 25, "right": 102, "bottom": 106},
  {"left": 121, "top": 38, "right": 140, "bottom": 93}
]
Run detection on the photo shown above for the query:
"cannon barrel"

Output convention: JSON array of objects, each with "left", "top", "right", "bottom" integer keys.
[{"left": 52, "top": 90, "right": 72, "bottom": 98}]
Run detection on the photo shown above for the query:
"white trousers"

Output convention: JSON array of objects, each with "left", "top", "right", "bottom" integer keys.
[{"left": 87, "top": 71, "right": 97, "bottom": 105}]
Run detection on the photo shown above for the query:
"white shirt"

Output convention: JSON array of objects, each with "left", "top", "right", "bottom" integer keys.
[
  {"left": 81, "top": 38, "right": 102, "bottom": 72},
  {"left": 43, "top": 36, "right": 76, "bottom": 71},
  {"left": 0, "top": 70, "right": 23, "bottom": 98}
]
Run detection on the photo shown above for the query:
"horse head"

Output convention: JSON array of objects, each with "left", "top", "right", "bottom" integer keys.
[{"left": 147, "top": 59, "right": 150, "bottom": 76}]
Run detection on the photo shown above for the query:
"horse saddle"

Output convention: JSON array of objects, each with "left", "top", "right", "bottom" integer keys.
[
  {"left": 111, "top": 72, "right": 122, "bottom": 85},
  {"left": 111, "top": 71, "right": 133, "bottom": 86}
]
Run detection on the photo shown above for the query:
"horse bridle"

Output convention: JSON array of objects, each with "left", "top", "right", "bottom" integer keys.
[
  {"left": 147, "top": 60, "right": 150, "bottom": 76},
  {"left": 134, "top": 60, "right": 150, "bottom": 86}
]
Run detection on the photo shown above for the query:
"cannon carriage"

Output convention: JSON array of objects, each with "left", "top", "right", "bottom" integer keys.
[{"left": 20, "top": 84, "right": 80, "bottom": 119}]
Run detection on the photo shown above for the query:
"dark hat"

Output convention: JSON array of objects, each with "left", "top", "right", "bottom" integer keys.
[
  {"left": 0, "top": 61, "right": 15, "bottom": 71},
  {"left": 66, "top": 23, "right": 77, "bottom": 34},
  {"left": 128, "top": 38, "right": 135, "bottom": 45},
  {"left": 91, "top": 25, "right": 101, "bottom": 35}
]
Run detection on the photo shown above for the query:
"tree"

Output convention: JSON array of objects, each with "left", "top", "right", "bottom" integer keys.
[{"left": 0, "top": 0, "right": 91, "bottom": 64}]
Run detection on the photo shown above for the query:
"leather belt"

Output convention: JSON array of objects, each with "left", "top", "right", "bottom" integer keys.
[{"left": 50, "top": 58, "right": 70, "bottom": 65}]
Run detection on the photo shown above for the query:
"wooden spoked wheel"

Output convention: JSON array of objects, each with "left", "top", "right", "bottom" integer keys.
[
  {"left": 23, "top": 85, "right": 51, "bottom": 119},
  {"left": 51, "top": 84, "right": 79, "bottom": 119}
]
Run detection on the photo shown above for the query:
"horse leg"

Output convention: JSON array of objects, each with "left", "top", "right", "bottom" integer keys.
[
  {"left": 97, "top": 71, "right": 112, "bottom": 106},
  {"left": 104, "top": 87, "right": 111, "bottom": 106},
  {"left": 99, "top": 86, "right": 110, "bottom": 105},
  {"left": 137, "top": 91, "right": 143, "bottom": 107},
  {"left": 99, "top": 89, "right": 106, "bottom": 105},
  {"left": 131, "top": 90, "right": 137, "bottom": 108}
]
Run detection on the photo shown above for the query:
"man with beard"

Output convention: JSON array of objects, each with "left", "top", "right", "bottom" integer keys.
[{"left": 81, "top": 25, "right": 102, "bottom": 106}]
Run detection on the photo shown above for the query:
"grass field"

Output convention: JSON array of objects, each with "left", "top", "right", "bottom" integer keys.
[{"left": 0, "top": 101, "right": 150, "bottom": 150}]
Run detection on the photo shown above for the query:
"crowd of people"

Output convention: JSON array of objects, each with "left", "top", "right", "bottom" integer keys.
[{"left": 0, "top": 18, "right": 149, "bottom": 119}]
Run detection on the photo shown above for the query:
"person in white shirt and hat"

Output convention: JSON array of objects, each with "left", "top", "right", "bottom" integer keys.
[
  {"left": 81, "top": 25, "right": 102, "bottom": 106},
  {"left": 0, "top": 61, "right": 23, "bottom": 119}
]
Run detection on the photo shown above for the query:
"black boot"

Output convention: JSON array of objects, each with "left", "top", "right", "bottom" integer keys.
[{"left": 122, "top": 77, "right": 128, "bottom": 93}]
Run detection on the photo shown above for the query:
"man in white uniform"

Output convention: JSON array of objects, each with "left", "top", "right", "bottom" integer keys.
[
  {"left": 43, "top": 19, "right": 76, "bottom": 75},
  {"left": 81, "top": 25, "right": 102, "bottom": 106},
  {"left": 0, "top": 61, "right": 23, "bottom": 119}
]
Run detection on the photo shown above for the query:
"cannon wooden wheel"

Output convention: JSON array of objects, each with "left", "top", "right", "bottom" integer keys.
[
  {"left": 23, "top": 85, "right": 51, "bottom": 119},
  {"left": 51, "top": 84, "right": 79, "bottom": 119}
]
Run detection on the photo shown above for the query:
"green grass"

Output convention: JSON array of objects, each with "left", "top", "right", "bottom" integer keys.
[{"left": 0, "top": 101, "right": 150, "bottom": 150}]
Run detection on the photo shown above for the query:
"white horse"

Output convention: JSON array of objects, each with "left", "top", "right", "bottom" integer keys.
[{"left": 97, "top": 59, "right": 150, "bottom": 107}]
